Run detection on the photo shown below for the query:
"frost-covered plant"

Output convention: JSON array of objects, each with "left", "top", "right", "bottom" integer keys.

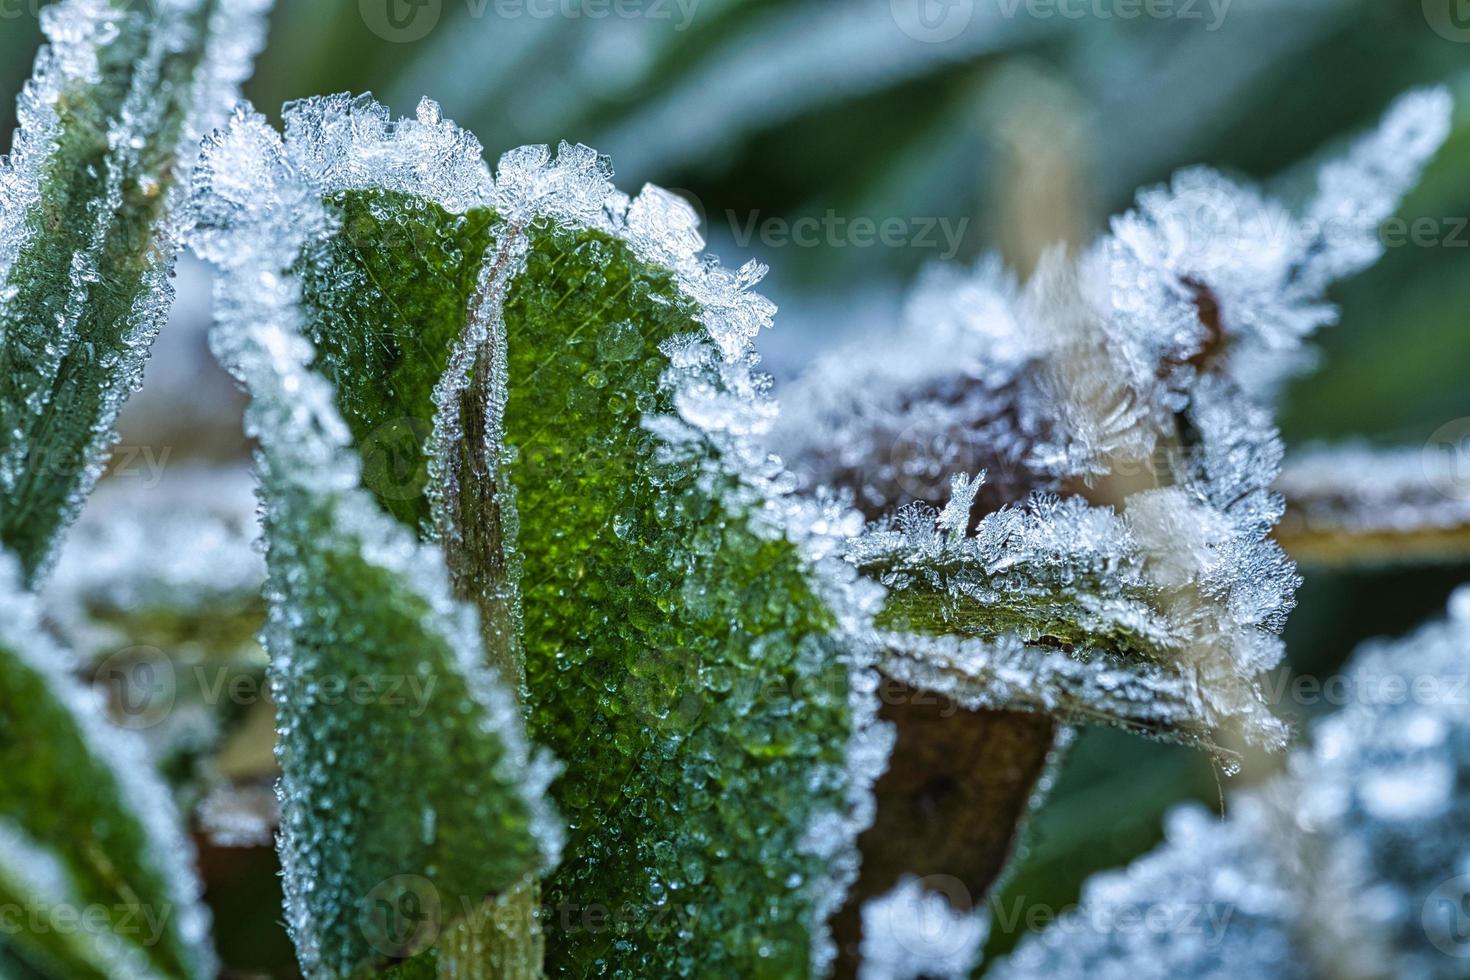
[
  {"left": 0, "top": 4, "right": 1461, "bottom": 979},
  {"left": 0, "top": 0, "right": 269, "bottom": 583},
  {"left": 989, "top": 588, "right": 1470, "bottom": 980},
  {"left": 778, "top": 90, "right": 1447, "bottom": 740}
]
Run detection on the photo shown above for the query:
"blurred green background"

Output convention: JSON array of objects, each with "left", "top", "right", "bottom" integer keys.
[{"left": 3, "top": 0, "right": 1468, "bottom": 973}]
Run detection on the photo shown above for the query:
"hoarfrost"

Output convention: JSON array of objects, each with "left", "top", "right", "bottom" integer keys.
[
  {"left": 195, "top": 92, "right": 891, "bottom": 975},
  {"left": 0, "top": 0, "right": 272, "bottom": 580},
  {"left": 858, "top": 876, "right": 987, "bottom": 980},
  {"left": 196, "top": 105, "right": 563, "bottom": 979},
  {"left": 476, "top": 122, "right": 885, "bottom": 973},
  {"left": 783, "top": 88, "right": 1449, "bottom": 750},
  {"left": 0, "top": 553, "right": 217, "bottom": 979},
  {"left": 990, "top": 588, "right": 1470, "bottom": 980},
  {"left": 778, "top": 88, "right": 1450, "bottom": 508},
  {"left": 850, "top": 474, "right": 1292, "bottom": 747},
  {"left": 46, "top": 463, "right": 263, "bottom": 650},
  {"left": 0, "top": 819, "right": 162, "bottom": 980}
]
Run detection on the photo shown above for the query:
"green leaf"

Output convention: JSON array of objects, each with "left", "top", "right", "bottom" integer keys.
[
  {"left": 0, "top": 0, "right": 270, "bottom": 582},
  {"left": 499, "top": 207, "right": 872, "bottom": 979},
  {"left": 198, "top": 107, "right": 562, "bottom": 979},
  {"left": 195, "top": 96, "right": 889, "bottom": 977},
  {"left": 0, "top": 555, "right": 216, "bottom": 979}
]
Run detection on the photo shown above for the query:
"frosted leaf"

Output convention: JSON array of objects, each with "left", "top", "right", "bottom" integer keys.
[
  {"left": 1098, "top": 86, "right": 1452, "bottom": 409},
  {"left": 0, "top": 553, "right": 217, "bottom": 979},
  {"left": 777, "top": 89, "right": 1448, "bottom": 772},
  {"left": 776, "top": 88, "right": 1450, "bottom": 500},
  {"left": 878, "top": 627, "right": 1220, "bottom": 740},
  {"left": 850, "top": 475, "right": 1292, "bottom": 748},
  {"left": 858, "top": 876, "right": 987, "bottom": 980},
  {"left": 196, "top": 108, "right": 563, "bottom": 979},
  {"left": 195, "top": 94, "right": 888, "bottom": 977},
  {"left": 1277, "top": 443, "right": 1470, "bottom": 566},
  {"left": 991, "top": 798, "right": 1306, "bottom": 980},
  {"left": 0, "top": 819, "right": 167, "bottom": 980},
  {"left": 0, "top": 0, "right": 272, "bottom": 582},
  {"left": 990, "top": 591, "right": 1470, "bottom": 980}
]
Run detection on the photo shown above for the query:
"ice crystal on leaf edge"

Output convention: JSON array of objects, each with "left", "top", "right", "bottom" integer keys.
[
  {"left": 194, "top": 94, "right": 891, "bottom": 976},
  {"left": 196, "top": 102, "right": 566, "bottom": 979}
]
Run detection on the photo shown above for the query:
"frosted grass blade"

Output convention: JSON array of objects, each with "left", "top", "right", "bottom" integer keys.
[{"left": 0, "top": 0, "right": 271, "bottom": 581}]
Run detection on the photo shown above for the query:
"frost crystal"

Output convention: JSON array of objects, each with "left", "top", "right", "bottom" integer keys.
[
  {"left": 196, "top": 94, "right": 889, "bottom": 976},
  {"left": 779, "top": 88, "right": 1450, "bottom": 506},
  {"left": 858, "top": 876, "right": 987, "bottom": 980},
  {"left": 0, "top": 553, "right": 217, "bottom": 979},
  {"left": 197, "top": 107, "right": 562, "bottom": 979},
  {"left": 0, "top": 0, "right": 272, "bottom": 581},
  {"left": 781, "top": 88, "right": 1449, "bottom": 752},
  {"left": 991, "top": 589, "right": 1470, "bottom": 980},
  {"left": 42, "top": 464, "right": 265, "bottom": 772},
  {"left": 772, "top": 258, "right": 1054, "bottom": 517},
  {"left": 850, "top": 474, "right": 1292, "bottom": 748}
]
